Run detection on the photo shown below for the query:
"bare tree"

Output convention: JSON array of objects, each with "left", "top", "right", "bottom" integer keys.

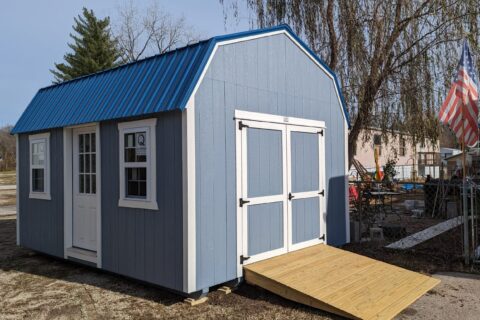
[
  {"left": 115, "top": 1, "right": 200, "bottom": 63},
  {"left": 221, "top": 0, "right": 479, "bottom": 167},
  {"left": 0, "top": 126, "right": 15, "bottom": 171}
]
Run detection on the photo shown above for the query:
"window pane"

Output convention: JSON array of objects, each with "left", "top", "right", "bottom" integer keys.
[
  {"left": 92, "top": 174, "right": 96, "bottom": 194},
  {"left": 139, "top": 181, "right": 146, "bottom": 197},
  {"left": 125, "top": 167, "right": 147, "bottom": 199},
  {"left": 32, "top": 168, "right": 44, "bottom": 192},
  {"left": 79, "top": 174, "right": 84, "bottom": 193},
  {"left": 86, "top": 134, "right": 91, "bottom": 152},
  {"left": 126, "top": 133, "right": 135, "bottom": 148},
  {"left": 91, "top": 133, "right": 96, "bottom": 152},
  {"left": 92, "top": 154, "right": 96, "bottom": 173},
  {"left": 85, "top": 174, "right": 91, "bottom": 193},
  {"left": 32, "top": 141, "right": 45, "bottom": 165},
  {"left": 136, "top": 147, "right": 147, "bottom": 162},
  {"left": 79, "top": 155, "right": 84, "bottom": 173},
  {"left": 85, "top": 154, "right": 90, "bottom": 173},
  {"left": 125, "top": 148, "right": 136, "bottom": 162},
  {"left": 79, "top": 134, "right": 84, "bottom": 153}
]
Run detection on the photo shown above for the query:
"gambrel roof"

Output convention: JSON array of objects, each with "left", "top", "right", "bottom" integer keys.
[{"left": 12, "top": 25, "right": 350, "bottom": 134}]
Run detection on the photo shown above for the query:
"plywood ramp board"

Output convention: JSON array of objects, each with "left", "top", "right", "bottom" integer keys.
[{"left": 243, "top": 244, "right": 440, "bottom": 320}]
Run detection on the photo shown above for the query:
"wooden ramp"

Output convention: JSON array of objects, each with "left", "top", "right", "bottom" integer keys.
[{"left": 243, "top": 244, "right": 440, "bottom": 320}]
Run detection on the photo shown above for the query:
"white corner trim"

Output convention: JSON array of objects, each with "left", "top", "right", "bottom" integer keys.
[
  {"left": 28, "top": 132, "right": 51, "bottom": 200},
  {"left": 235, "top": 110, "right": 326, "bottom": 129},
  {"left": 63, "top": 128, "right": 73, "bottom": 259},
  {"left": 15, "top": 134, "right": 20, "bottom": 245},
  {"left": 344, "top": 122, "right": 350, "bottom": 243},
  {"left": 95, "top": 123, "right": 102, "bottom": 268},
  {"left": 117, "top": 118, "right": 158, "bottom": 211},
  {"left": 183, "top": 96, "right": 196, "bottom": 293},
  {"left": 186, "top": 29, "right": 348, "bottom": 126}
]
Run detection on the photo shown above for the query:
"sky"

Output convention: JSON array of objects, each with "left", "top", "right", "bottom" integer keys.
[{"left": 0, "top": 0, "right": 250, "bottom": 127}]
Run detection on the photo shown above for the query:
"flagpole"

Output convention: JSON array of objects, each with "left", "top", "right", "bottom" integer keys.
[{"left": 462, "top": 89, "right": 470, "bottom": 265}]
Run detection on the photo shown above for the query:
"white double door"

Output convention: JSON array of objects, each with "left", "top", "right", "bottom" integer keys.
[
  {"left": 238, "top": 119, "right": 326, "bottom": 264},
  {"left": 72, "top": 127, "right": 98, "bottom": 251}
]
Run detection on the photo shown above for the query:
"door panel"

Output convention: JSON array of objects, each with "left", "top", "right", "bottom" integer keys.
[
  {"left": 290, "top": 131, "right": 319, "bottom": 193},
  {"left": 247, "top": 202, "right": 284, "bottom": 256},
  {"left": 247, "top": 128, "right": 283, "bottom": 198},
  {"left": 292, "top": 197, "right": 320, "bottom": 244},
  {"left": 73, "top": 128, "right": 98, "bottom": 251}
]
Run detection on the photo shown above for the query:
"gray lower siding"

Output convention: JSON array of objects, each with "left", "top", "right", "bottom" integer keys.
[
  {"left": 101, "top": 112, "right": 184, "bottom": 292},
  {"left": 194, "top": 33, "right": 347, "bottom": 291},
  {"left": 18, "top": 129, "right": 64, "bottom": 258}
]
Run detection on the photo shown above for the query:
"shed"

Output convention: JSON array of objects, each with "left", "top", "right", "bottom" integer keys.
[{"left": 12, "top": 25, "right": 350, "bottom": 297}]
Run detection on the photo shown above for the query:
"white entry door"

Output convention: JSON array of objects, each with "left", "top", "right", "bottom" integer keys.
[{"left": 72, "top": 127, "right": 98, "bottom": 251}]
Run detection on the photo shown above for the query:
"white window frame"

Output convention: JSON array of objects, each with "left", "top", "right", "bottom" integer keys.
[
  {"left": 29, "top": 132, "right": 51, "bottom": 200},
  {"left": 118, "top": 118, "right": 158, "bottom": 210}
]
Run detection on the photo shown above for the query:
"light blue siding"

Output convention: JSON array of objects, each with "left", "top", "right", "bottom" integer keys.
[
  {"left": 247, "top": 202, "right": 284, "bottom": 256},
  {"left": 292, "top": 197, "right": 320, "bottom": 244},
  {"left": 291, "top": 131, "right": 319, "bottom": 193},
  {"left": 195, "top": 33, "right": 347, "bottom": 291},
  {"left": 18, "top": 129, "right": 64, "bottom": 258},
  {"left": 101, "top": 111, "right": 184, "bottom": 292},
  {"left": 247, "top": 128, "right": 283, "bottom": 198}
]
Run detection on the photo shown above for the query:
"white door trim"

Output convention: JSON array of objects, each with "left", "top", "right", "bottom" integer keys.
[
  {"left": 63, "top": 123, "right": 101, "bottom": 267},
  {"left": 235, "top": 110, "right": 326, "bottom": 129}
]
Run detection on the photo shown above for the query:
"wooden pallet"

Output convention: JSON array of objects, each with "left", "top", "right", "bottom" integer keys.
[{"left": 243, "top": 244, "right": 440, "bottom": 320}]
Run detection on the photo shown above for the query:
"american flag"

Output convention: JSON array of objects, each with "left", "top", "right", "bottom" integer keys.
[{"left": 439, "top": 41, "right": 479, "bottom": 147}]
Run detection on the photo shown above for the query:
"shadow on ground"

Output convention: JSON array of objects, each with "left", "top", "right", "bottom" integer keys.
[{"left": 0, "top": 216, "right": 339, "bottom": 319}]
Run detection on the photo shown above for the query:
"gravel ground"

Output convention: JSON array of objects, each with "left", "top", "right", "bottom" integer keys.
[
  {"left": 398, "top": 272, "right": 480, "bottom": 320},
  {"left": 1, "top": 211, "right": 479, "bottom": 319}
]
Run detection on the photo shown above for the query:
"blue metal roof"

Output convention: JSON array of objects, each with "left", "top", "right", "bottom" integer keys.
[{"left": 12, "top": 25, "right": 350, "bottom": 134}]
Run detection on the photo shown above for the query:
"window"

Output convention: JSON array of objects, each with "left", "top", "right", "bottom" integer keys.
[
  {"left": 118, "top": 119, "right": 157, "bottom": 210},
  {"left": 373, "top": 134, "right": 382, "bottom": 156},
  {"left": 399, "top": 137, "right": 406, "bottom": 157},
  {"left": 78, "top": 132, "right": 96, "bottom": 194},
  {"left": 29, "top": 133, "right": 51, "bottom": 200}
]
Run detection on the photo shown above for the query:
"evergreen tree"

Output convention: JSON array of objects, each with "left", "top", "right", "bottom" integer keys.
[{"left": 51, "top": 8, "right": 121, "bottom": 83}]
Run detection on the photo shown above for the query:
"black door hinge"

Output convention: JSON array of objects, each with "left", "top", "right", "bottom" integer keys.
[
  {"left": 319, "top": 234, "right": 325, "bottom": 241},
  {"left": 238, "top": 121, "right": 249, "bottom": 130},
  {"left": 240, "top": 255, "right": 250, "bottom": 264},
  {"left": 239, "top": 198, "right": 250, "bottom": 207},
  {"left": 319, "top": 190, "right": 325, "bottom": 196},
  {"left": 288, "top": 192, "right": 295, "bottom": 201},
  {"left": 318, "top": 129, "right": 324, "bottom": 136}
]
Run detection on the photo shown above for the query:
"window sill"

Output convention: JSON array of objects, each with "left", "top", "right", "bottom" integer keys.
[
  {"left": 29, "top": 192, "right": 51, "bottom": 200},
  {"left": 118, "top": 198, "right": 158, "bottom": 210}
]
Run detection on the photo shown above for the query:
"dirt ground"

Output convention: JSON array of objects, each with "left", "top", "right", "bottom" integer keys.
[
  {"left": 0, "top": 171, "right": 16, "bottom": 206},
  {"left": 1, "top": 214, "right": 479, "bottom": 320}
]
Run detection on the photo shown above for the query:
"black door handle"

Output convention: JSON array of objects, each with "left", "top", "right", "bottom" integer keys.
[{"left": 288, "top": 193, "right": 295, "bottom": 200}]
